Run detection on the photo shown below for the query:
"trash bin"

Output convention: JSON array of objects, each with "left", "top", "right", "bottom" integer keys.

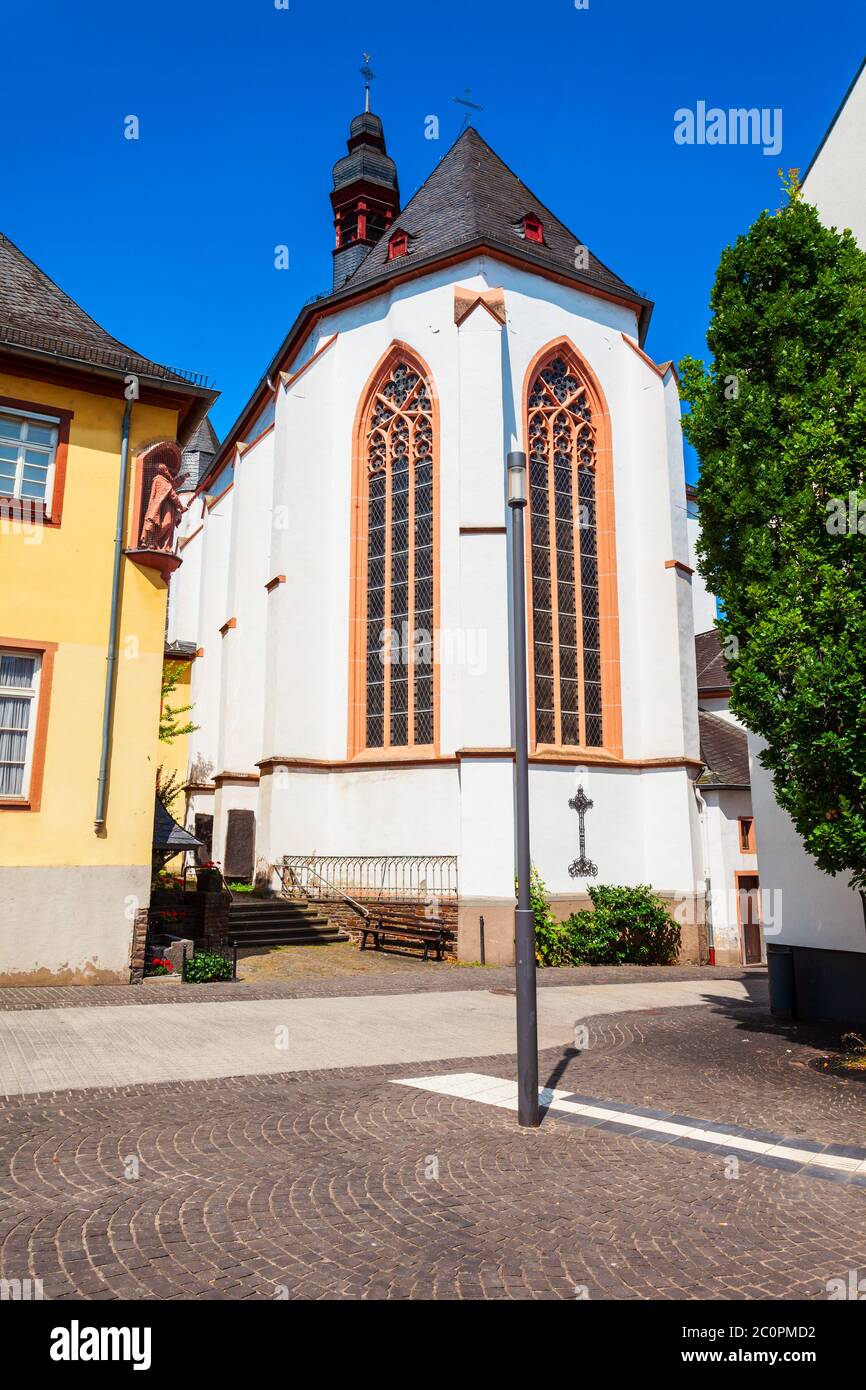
[{"left": 766, "top": 943, "right": 797, "bottom": 1020}]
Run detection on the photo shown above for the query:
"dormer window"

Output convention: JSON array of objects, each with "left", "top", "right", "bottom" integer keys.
[
  {"left": 523, "top": 215, "right": 544, "bottom": 244},
  {"left": 388, "top": 229, "right": 408, "bottom": 260}
]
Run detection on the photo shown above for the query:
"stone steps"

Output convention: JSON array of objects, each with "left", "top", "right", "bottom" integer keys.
[{"left": 226, "top": 896, "right": 349, "bottom": 948}]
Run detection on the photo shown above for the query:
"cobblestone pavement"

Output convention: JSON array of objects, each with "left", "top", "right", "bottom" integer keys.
[
  {"left": 0, "top": 962, "right": 757, "bottom": 1010},
  {"left": 1, "top": 1001, "right": 864, "bottom": 1300}
]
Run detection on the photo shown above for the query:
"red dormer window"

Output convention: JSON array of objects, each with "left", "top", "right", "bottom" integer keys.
[
  {"left": 523, "top": 215, "right": 544, "bottom": 244},
  {"left": 388, "top": 229, "right": 408, "bottom": 260}
]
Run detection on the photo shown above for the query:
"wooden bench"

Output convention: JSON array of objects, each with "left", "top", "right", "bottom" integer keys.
[{"left": 359, "top": 913, "right": 454, "bottom": 962}]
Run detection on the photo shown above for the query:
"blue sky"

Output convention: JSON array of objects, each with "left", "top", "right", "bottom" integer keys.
[{"left": 4, "top": 0, "right": 864, "bottom": 480}]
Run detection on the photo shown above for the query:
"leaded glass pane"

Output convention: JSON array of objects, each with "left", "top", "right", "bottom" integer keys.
[
  {"left": 363, "top": 359, "right": 436, "bottom": 748},
  {"left": 527, "top": 354, "right": 603, "bottom": 748}
]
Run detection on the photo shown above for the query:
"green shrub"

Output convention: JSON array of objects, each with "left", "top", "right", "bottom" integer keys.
[
  {"left": 528, "top": 867, "right": 569, "bottom": 966},
  {"left": 184, "top": 950, "right": 233, "bottom": 983},
  {"left": 226, "top": 881, "right": 255, "bottom": 893},
  {"left": 563, "top": 885, "right": 680, "bottom": 966}
]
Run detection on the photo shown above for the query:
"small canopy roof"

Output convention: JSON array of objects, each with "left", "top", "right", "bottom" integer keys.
[{"left": 153, "top": 796, "right": 202, "bottom": 852}]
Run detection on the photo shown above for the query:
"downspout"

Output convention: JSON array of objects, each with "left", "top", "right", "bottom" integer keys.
[
  {"left": 693, "top": 783, "right": 715, "bottom": 964},
  {"left": 95, "top": 398, "right": 133, "bottom": 832}
]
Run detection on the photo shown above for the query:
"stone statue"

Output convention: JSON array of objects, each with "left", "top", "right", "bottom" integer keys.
[{"left": 138, "top": 441, "right": 184, "bottom": 551}]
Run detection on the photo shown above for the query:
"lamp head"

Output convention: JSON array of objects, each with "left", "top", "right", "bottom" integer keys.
[{"left": 507, "top": 450, "right": 527, "bottom": 507}]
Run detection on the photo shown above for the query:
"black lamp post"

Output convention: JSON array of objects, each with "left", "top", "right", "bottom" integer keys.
[{"left": 507, "top": 450, "right": 540, "bottom": 1127}]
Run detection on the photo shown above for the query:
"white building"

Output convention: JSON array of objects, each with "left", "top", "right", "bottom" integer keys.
[
  {"left": 169, "top": 107, "right": 749, "bottom": 965},
  {"left": 748, "top": 57, "right": 866, "bottom": 1026}
]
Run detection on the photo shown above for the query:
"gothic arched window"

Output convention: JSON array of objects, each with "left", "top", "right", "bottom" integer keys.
[
  {"left": 526, "top": 346, "right": 618, "bottom": 751},
  {"left": 351, "top": 350, "right": 437, "bottom": 754}
]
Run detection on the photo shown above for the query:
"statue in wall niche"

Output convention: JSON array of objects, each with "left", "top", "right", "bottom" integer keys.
[{"left": 138, "top": 440, "right": 185, "bottom": 551}]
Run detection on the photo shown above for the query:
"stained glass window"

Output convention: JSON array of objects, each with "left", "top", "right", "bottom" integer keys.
[
  {"left": 362, "top": 359, "right": 435, "bottom": 750},
  {"left": 527, "top": 353, "right": 603, "bottom": 748}
]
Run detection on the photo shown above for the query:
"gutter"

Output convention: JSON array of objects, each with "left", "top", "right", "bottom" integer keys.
[
  {"left": 693, "top": 783, "right": 715, "bottom": 965},
  {"left": 95, "top": 398, "right": 132, "bottom": 832},
  {"left": 0, "top": 343, "right": 216, "bottom": 448}
]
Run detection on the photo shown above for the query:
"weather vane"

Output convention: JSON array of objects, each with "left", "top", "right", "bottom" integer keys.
[
  {"left": 454, "top": 87, "right": 483, "bottom": 131},
  {"left": 360, "top": 52, "right": 376, "bottom": 113}
]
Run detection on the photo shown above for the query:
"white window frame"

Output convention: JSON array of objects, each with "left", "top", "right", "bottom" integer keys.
[
  {"left": 0, "top": 650, "right": 42, "bottom": 800},
  {"left": 0, "top": 407, "right": 60, "bottom": 519}
]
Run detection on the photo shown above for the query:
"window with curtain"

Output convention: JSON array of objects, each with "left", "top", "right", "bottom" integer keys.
[
  {"left": 0, "top": 651, "right": 40, "bottom": 797},
  {"left": 527, "top": 352, "right": 603, "bottom": 748},
  {"left": 361, "top": 358, "right": 435, "bottom": 750}
]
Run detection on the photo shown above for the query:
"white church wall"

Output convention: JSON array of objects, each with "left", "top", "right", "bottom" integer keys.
[
  {"left": 686, "top": 506, "right": 718, "bottom": 633},
  {"left": 216, "top": 429, "right": 273, "bottom": 776},
  {"left": 801, "top": 61, "right": 866, "bottom": 243},
  {"left": 174, "top": 249, "right": 708, "bottom": 951},
  {"left": 748, "top": 731, "right": 864, "bottom": 954},
  {"left": 168, "top": 518, "right": 203, "bottom": 646},
  {"left": 264, "top": 764, "right": 460, "bottom": 860},
  {"left": 187, "top": 487, "right": 233, "bottom": 782},
  {"left": 497, "top": 266, "right": 693, "bottom": 763},
  {"left": 455, "top": 298, "right": 510, "bottom": 749}
]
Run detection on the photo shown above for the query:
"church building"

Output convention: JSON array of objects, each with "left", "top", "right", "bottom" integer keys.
[{"left": 170, "top": 96, "right": 713, "bottom": 964}]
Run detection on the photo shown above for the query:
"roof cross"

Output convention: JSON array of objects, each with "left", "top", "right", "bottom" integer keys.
[
  {"left": 360, "top": 53, "right": 376, "bottom": 113},
  {"left": 454, "top": 87, "right": 483, "bottom": 130}
]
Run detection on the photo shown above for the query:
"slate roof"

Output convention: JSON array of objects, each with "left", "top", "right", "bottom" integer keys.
[
  {"left": 345, "top": 127, "right": 648, "bottom": 318},
  {"left": 0, "top": 230, "right": 211, "bottom": 389},
  {"left": 695, "top": 628, "right": 731, "bottom": 695},
  {"left": 153, "top": 796, "right": 202, "bottom": 852},
  {"left": 178, "top": 413, "right": 220, "bottom": 490},
  {"left": 698, "top": 709, "right": 750, "bottom": 789},
  {"left": 195, "top": 123, "right": 653, "bottom": 495}
]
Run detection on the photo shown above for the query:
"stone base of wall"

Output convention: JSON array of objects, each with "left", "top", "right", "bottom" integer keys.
[
  {"left": 781, "top": 943, "right": 866, "bottom": 1029},
  {"left": 458, "top": 890, "right": 709, "bottom": 967},
  {"left": 0, "top": 864, "right": 149, "bottom": 987},
  {"left": 194, "top": 890, "right": 231, "bottom": 943}
]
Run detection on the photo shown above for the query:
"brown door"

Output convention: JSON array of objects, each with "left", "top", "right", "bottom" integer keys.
[{"left": 738, "top": 875, "right": 762, "bottom": 964}]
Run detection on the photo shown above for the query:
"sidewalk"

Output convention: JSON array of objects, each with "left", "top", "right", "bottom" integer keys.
[{"left": 0, "top": 977, "right": 760, "bottom": 1097}]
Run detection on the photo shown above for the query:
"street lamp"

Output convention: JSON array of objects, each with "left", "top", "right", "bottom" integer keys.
[{"left": 507, "top": 450, "right": 540, "bottom": 1127}]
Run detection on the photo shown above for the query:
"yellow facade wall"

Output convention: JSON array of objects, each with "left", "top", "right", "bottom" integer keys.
[{"left": 0, "top": 369, "right": 180, "bottom": 872}]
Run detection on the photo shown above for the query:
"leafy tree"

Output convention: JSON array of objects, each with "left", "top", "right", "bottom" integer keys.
[
  {"left": 160, "top": 661, "right": 197, "bottom": 744},
  {"left": 156, "top": 663, "right": 198, "bottom": 815},
  {"left": 679, "top": 173, "right": 866, "bottom": 902}
]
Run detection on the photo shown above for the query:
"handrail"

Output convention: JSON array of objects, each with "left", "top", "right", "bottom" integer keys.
[
  {"left": 274, "top": 860, "right": 370, "bottom": 922},
  {"left": 280, "top": 854, "right": 458, "bottom": 903}
]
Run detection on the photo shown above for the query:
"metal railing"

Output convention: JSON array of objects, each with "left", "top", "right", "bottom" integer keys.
[
  {"left": 278, "top": 855, "right": 458, "bottom": 905},
  {"left": 275, "top": 861, "right": 370, "bottom": 922},
  {"left": 0, "top": 319, "right": 214, "bottom": 387}
]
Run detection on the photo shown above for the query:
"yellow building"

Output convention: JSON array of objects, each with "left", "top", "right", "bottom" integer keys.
[{"left": 0, "top": 230, "right": 216, "bottom": 984}]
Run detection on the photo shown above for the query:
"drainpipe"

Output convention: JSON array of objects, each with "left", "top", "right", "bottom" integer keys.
[
  {"left": 693, "top": 783, "right": 715, "bottom": 964},
  {"left": 95, "top": 398, "right": 133, "bottom": 832}
]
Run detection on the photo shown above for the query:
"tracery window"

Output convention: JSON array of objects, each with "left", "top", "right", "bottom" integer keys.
[
  {"left": 360, "top": 357, "right": 435, "bottom": 750},
  {"left": 527, "top": 352, "right": 603, "bottom": 748}
]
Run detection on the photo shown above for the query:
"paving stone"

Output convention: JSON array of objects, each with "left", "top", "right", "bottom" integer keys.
[{"left": 0, "top": 1002, "right": 864, "bottom": 1300}]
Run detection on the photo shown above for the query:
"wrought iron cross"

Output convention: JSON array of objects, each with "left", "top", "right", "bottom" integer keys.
[
  {"left": 454, "top": 87, "right": 483, "bottom": 130},
  {"left": 568, "top": 785, "right": 598, "bottom": 879},
  {"left": 360, "top": 53, "right": 376, "bottom": 112}
]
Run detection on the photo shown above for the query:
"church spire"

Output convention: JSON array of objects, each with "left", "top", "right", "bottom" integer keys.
[{"left": 330, "top": 61, "right": 400, "bottom": 289}]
